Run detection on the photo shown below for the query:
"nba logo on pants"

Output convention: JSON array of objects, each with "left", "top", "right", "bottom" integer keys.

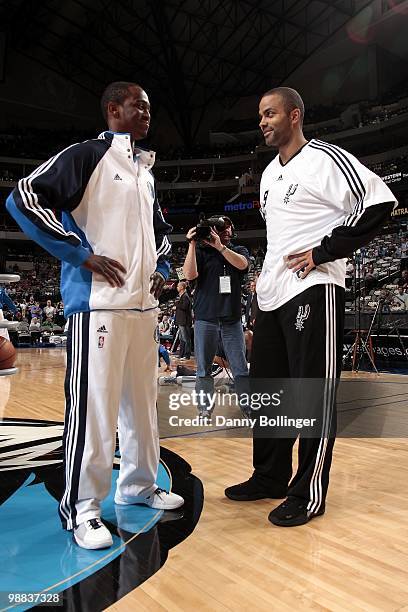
[{"left": 98, "top": 336, "right": 105, "bottom": 348}]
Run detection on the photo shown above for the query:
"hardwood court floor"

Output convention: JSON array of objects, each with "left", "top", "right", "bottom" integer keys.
[{"left": 2, "top": 349, "right": 408, "bottom": 611}]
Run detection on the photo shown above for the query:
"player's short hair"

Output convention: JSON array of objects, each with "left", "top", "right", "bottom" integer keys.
[
  {"left": 100, "top": 81, "right": 140, "bottom": 121},
  {"left": 261, "top": 86, "right": 305, "bottom": 124}
]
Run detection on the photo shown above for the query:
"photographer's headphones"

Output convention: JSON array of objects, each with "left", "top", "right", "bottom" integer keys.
[{"left": 208, "top": 215, "right": 237, "bottom": 240}]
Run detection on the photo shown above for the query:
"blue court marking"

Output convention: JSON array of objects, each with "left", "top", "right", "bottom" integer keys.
[{"left": 0, "top": 463, "right": 170, "bottom": 612}]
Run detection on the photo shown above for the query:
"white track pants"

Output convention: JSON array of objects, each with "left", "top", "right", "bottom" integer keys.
[{"left": 58, "top": 309, "right": 160, "bottom": 530}]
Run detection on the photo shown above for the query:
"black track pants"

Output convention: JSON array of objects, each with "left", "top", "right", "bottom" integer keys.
[{"left": 250, "top": 284, "right": 345, "bottom": 512}]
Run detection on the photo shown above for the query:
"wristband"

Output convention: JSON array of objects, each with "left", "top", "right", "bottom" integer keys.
[{"left": 220, "top": 245, "right": 227, "bottom": 253}]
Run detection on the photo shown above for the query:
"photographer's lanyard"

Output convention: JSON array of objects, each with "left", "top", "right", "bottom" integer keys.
[{"left": 219, "top": 264, "right": 231, "bottom": 294}]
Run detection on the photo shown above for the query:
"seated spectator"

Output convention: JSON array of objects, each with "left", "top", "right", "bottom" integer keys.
[
  {"left": 29, "top": 316, "right": 41, "bottom": 330},
  {"left": 159, "top": 315, "right": 172, "bottom": 337},
  {"left": 29, "top": 301, "right": 42, "bottom": 321},
  {"left": 41, "top": 314, "right": 55, "bottom": 332},
  {"left": 43, "top": 299, "right": 55, "bottom": 321},
  {"left": 364, "top": 264, "right": 378, "bottom": 291},
  {"left": 393, "top": 286, "right": 408, "bottom": 311}
]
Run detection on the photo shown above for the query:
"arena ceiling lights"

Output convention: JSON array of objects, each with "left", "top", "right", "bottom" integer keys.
[{"left": 1, "top": 0, "right": 374, "bottom": 145}]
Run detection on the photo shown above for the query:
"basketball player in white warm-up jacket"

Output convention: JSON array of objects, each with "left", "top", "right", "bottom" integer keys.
[{"left": 6, "top": 82, "right": 184, "bottom": 550}]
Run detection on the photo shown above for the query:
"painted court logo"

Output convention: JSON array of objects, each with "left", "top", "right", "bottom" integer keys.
[
  {"left": 295, "top": 304, "right": 310, "bottom": 331},
  {"left": 0, "top": 418, "right": 199, "bottom": 608}
]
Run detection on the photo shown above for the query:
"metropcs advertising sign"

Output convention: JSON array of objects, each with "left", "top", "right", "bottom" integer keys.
[{"left": 224, "top": 200, "right": 260, "bottom": 212}]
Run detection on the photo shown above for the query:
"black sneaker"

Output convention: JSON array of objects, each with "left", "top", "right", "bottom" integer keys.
[
  {"left": 268, "top": 496, "right": 325, "bottom": 527},
  {"left": 225, "top": 478, "right": 287, "bottom": 501}
]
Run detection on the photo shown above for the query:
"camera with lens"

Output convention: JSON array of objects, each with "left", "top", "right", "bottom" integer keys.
[{"left": 194, "top": 214, "right": 233, "bottom": 242}]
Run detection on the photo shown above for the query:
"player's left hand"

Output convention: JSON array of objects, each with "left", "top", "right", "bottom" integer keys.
[
  {"left": 150, "top": 272, "right": 166, "bottom": 299},
  {"left": 285, "top": 249, "right": 316, "bottom": 279},
  {"left": 203, "top": 228, "right": 223, "bottom": 251}
]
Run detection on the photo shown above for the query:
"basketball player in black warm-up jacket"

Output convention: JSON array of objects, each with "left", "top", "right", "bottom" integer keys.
[{"left": 225, "top": 87, "right": 396, "bottom": 526}]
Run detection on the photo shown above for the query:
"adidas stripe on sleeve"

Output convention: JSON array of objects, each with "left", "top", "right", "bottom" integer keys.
[
  {"left": 6, "top": 140, "right": 106, "bottom": 267},
  {"left": 310, "top": 140, "right": 397, "bottom": 265}
]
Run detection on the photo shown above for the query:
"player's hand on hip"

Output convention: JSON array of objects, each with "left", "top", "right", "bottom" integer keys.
[
  {"left": 83, "top": 254, "right": 126, "bottom": 287},
  {"left": 150, "top": 272, "right": 165, "bottom": 299},
  {"left": 285, "top": 250, "right": 316, "bottom": 279}
]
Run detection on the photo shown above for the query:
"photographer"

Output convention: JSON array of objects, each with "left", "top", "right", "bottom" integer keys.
[{"left": 183, "top": 216, "right": 249, "bottom": 415}]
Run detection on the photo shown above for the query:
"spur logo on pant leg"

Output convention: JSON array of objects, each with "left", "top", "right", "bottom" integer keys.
[{"left": 295, "top": 304, "right": 310, "bottom": 331}]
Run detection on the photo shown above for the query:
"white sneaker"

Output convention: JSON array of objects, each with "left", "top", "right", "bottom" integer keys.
[
  {"left": 145, "top": 488, "right": 184, "bottom": 510},
  {"left": 73, "top": 518, "right": 113, "bottom": 550},
  {"left": 115, "top": 487, "right": 184, "bottom": 510}
]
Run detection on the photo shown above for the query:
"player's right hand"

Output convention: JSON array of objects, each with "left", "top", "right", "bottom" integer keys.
[
  {"left": 186, "top": 227, "right": 197, "bottom": 242},
  {"left": 83, "top": 254, "right": 126, "bottom": 287}
]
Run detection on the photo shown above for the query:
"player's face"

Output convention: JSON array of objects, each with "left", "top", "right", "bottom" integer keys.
[
  {"left": 259, "top": 94, "right": 292, "bottom": 148},
  {"left": 114, "top": 86, "right": 151, "bottom": 140}
]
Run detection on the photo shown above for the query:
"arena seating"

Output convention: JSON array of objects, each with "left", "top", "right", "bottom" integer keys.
[{"left": 1, "top": 86, "right": 408, "bottom": 321}]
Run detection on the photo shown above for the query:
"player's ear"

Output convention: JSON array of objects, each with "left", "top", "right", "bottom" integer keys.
[
  {"left": 291, "top": 108, "right": 301, "bottom": 126},
  {"left": 107, "top": 101, "right": 120, "bottom": 119}
]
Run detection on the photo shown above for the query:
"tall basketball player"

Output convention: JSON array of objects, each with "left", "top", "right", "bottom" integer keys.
[
  {"left": 225, "top": 87, "right": 396, "bottom": 526},
  {"left": 6, "top": 82, "right": 184, "bottom": 549}
]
